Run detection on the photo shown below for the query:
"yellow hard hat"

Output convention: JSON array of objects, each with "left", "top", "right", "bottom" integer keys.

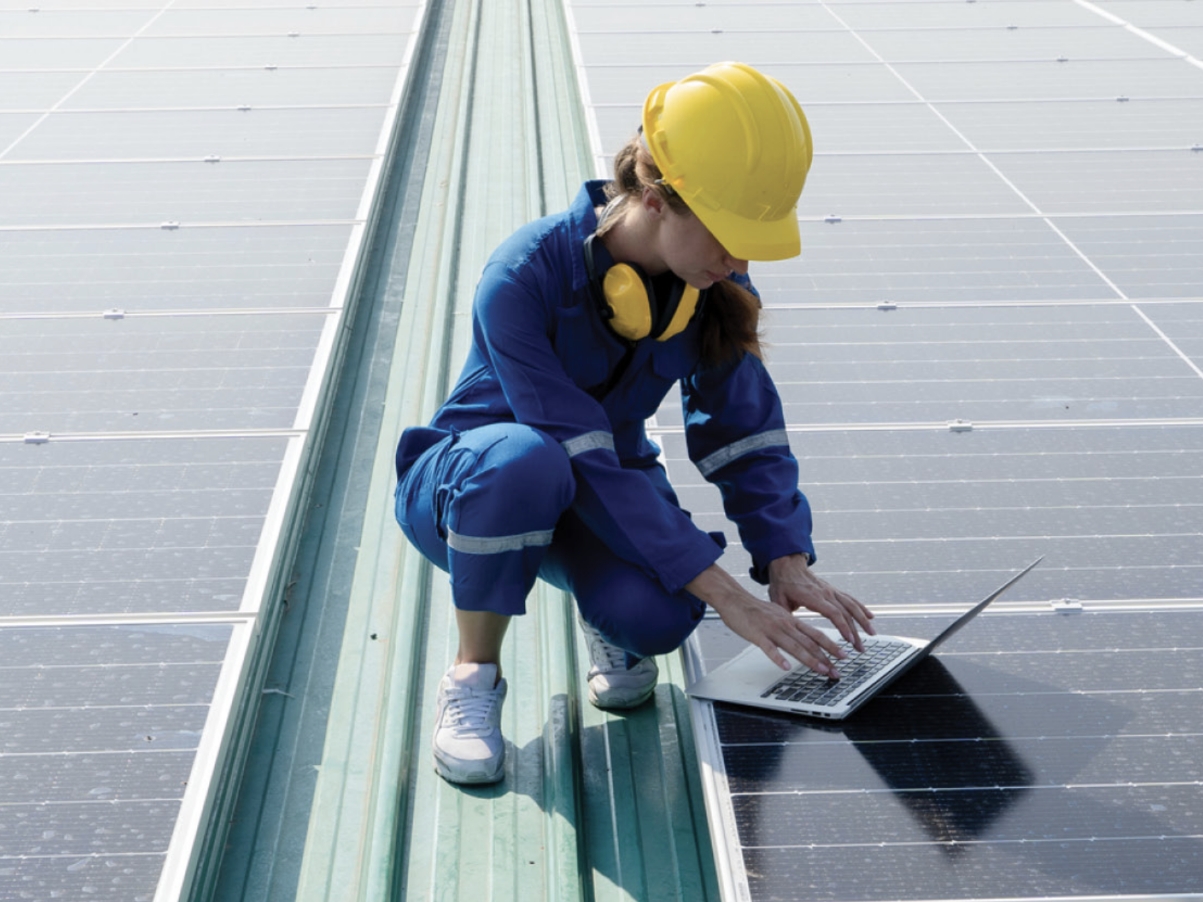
[{"left": 642, "top": 62, "right": 813, "bottom": 261}]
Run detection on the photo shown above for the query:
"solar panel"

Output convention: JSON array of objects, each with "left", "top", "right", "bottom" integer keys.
[
  {"left": 0, "top": 622, "right": 235, "bottom": 902},
  {"left": 566, "top": 0, "right": 1203, "bottom": 898},
  {"left": 0, "top": 2, "right": 424, "bottom": 899}
]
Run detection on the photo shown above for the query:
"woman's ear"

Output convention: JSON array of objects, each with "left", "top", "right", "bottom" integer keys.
[{"left": 641, "top": 185, "right": 666, "bottom": 219}]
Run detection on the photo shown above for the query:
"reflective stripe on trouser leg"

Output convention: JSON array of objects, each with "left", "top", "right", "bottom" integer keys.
[{"left": 395, "top": 423, "right": 575, "bottom": 615}]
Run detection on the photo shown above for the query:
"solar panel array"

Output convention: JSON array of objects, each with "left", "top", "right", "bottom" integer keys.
[
  {"left": 566, "top": 0, "right": 1203, "bottom": 899},
  {"left": 0, "top": 3, "right": 422, "bottom": 899}
]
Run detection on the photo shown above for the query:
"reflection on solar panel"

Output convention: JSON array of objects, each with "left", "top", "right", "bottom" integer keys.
[
  {"left": 0, "top": 3, "right": 424, "bottom": 899},
  {"left": 566, "top": 0, "right": 1202, "bottom": 899}
]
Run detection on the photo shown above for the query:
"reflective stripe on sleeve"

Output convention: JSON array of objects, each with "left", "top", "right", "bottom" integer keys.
[
  {"left": 446, "top": 527, "right": 556, "bottom": 555},
  {"left": 696, "top": 428, "right": 791, "bottom": 478},
  {"left": 561, "top": 430, "right": 615, "bottom": 458}
]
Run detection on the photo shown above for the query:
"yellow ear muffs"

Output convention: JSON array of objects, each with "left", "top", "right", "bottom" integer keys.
[
  {"left": 601, "top": 264, "right": 654, "bottom": 341},
  {"left": 656, "top": 281, "right": 701, "bottom": 341},
  {"left": 583, "top": 231, "right": 704, "bottom": 342},
  {"left": 602, "top": 266, "right": 701, "bottom": 342}
]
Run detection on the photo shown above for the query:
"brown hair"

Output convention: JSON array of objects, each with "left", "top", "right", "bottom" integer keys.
[{"left": 602, "top": 135, "right": 763, "bottom": 366}]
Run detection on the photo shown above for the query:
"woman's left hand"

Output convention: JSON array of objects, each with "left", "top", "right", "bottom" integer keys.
[{"left": 768, "top": 554, "right": 875, "bottom": 653}]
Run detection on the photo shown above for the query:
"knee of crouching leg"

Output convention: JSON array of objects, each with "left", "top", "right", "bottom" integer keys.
[
  {"left": 601, "top": 587, "right": 704, "bottom": 658},
  {"left": 477, "top": 423, "right": 575, "bottom": 507}
]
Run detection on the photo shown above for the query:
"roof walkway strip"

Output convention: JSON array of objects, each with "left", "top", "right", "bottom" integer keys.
[{"left": 215, "top": 1, "right": 718, "bottom": 900}]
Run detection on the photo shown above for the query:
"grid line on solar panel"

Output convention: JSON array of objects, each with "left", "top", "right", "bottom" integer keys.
[
  {"left": 656, "top": 423, "right": 1203, "bottom": 602},
  {"left": 0, "top": 438, "right": 287, "bottom": 615},
  {"left": 0, "top": 621, "right": 233, "bottom": 898},
  {"left": 0, "top": 222, "right": 356, "bottom": 315},
  {"left": 699, "top": 604, "right": 1203, "bottom": 897},
  {"left": 46, "top": 67, "right": 402, "bottom": 109},
  {"left": 577, "top": 28, "right": 1180, "bottom": 65},
  {"left": 0, "top": 313, "right": 330, "bottom": 435},
  {"left": 0, "top": 158, "right": 373, "bottom": 226},
  {"left": 749, "top": 219, "right": 1129, "bottom": 305},
  {"left": 5, "top": 108, "right": 390, "bottom": 161}
]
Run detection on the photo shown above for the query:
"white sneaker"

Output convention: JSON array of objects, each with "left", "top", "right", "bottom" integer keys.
[
  {"left": 431, "top": 663, "right": 507, "bottom": 784},
  {"left": 579, "top": 619, "right": 658, "bottom": 709}
]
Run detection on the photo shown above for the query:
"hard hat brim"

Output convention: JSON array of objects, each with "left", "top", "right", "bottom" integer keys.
[{"left": 692, "top": 203, "right": 802, "bottom": 262}]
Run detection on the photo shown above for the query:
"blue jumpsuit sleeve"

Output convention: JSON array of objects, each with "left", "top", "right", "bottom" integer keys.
[
  {"left": 681, "top": 352, "right": 816, "bottom": 584},
  {"left": 474, "top": 260, "right": 722, "bottom": 594}
]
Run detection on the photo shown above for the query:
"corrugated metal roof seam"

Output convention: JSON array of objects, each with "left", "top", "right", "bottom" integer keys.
[{"left": 216, "top": 0, "right": 718, "bottom": 899}]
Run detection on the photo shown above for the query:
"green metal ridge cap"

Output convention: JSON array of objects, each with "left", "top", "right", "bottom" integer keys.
[
  {"left": 291, "top": 0, "right": 720, "bottom": 898},
  {"left": 292, "top": 0, "right": 481, "bottom": 896}
]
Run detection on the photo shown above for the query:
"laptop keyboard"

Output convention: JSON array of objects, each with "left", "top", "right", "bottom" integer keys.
[{"left": 761, "top": 637, "right": 912, "bottom": 706}]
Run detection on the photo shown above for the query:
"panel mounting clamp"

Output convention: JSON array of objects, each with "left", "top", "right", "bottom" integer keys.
[
  {"left": 1052, "top": 599, "right": 1084, "bottom": 613},
  {"left": 23, "top": 432, "right": 50, "bottom": 444},
  {"left": 948, "top": 419, "right": 973, "bottom": 433},
  {"left": 103, "top": 308, "right": 125, "bottom": 320},
  {"left": 824, "top": 214, "right": 842, "bottom": 223}
]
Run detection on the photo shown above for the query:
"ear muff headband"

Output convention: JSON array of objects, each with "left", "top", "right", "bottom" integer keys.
[
  {"left": 583, "top": 233, "right": 703, "bottom": 342},
  {"left": 658, "top": 280, "right": 701, "bottom": 341}
]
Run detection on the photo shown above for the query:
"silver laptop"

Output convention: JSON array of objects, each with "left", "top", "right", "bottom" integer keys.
[{"left": 687, "top": 557, "right": 1043, "bottom": 720}]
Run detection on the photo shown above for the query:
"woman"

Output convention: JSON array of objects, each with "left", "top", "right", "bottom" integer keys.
[{"left": 395, "top": 62, "right": 874, "bottom": 785}]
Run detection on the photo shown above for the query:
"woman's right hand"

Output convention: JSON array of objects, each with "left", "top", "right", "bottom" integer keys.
[{"left": 685, "top": 563, "right": 851, "bottom": 678}]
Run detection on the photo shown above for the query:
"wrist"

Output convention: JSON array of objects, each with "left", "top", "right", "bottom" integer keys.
[{"left": 769, "top": 552, "right": 811, "bottom": 579}]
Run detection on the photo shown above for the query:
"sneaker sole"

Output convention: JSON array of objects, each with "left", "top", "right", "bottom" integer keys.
[
  {"left": 433, "top": 750, "right": 505, "bottom": 785},
  {"left": 588, "top": 682, "right": 656, "bottom": 710}
]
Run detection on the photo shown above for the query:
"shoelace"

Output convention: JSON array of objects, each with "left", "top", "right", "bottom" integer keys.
[
  {"left": 582, "top": 622, "right": 627, "bottom": 671},
  {"left": 442, "top": 688, "right": 500, "bottom": 736}
]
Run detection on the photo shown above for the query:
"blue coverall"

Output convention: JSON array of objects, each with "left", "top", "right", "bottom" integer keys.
[{"left": 394, "top": 181, "right": 816, "bottom": 658}]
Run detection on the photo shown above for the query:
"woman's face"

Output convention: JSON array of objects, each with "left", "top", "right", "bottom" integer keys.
[{"left": 654, "top": 198, "right": 749, "bottom": 290}]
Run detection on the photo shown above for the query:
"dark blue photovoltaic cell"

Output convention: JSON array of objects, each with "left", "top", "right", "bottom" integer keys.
[
  {"left": 574, "top": 0, "right": 1203, "bottom": 898},
  {"left": 865, "top": 26, "right": 1176, "bottom": 62},
  {"left": 0, "top": 224, "right": 354, "bottom": 314},
  {"left": 0, "top": 71, "right": 84, "bottom": 107},
  {"left": 987, "top": 150, "right": 1203, "bottom": 215},
  {"left": 0, "top": 437, "right": 287, "bottom": 616},
  {"left": 829, "top": 2, "right": 1104, "bottom": 29},
  {"left": 11, "top": 108, "right": 388, "bottom": 161},
  {"left": 660, "top": 424, "right": 1203, "bottom": 605},
  {"left": 937, "top": 98, "right": 1203, "bottom": 152},
  {"left": 1054, "top": 216, "right": 1203, "bottom": 300},
  {"left": 0, "top": 313, "right": 329, "bottom": 433},
  {"left": 0, "top": 4, "right": 419, "bottom": 900},
  {"left": 799, "top": 154, "right": 1036, "bottom": 217},
  {"left": 0, "top": 38, "right": 126, "bottom": 68},
  {"left": 894, "top": 59, "right": 1203, "bottom": 101},
  {"left": 696, "top": 609, "right": 1203, "bottom": 899},
  {"left": 0, "top": 159, "right": 372, "bottom": 227},
  {"left": 1094, "top": 1, "right": 1203, "bottom": 28},
  {"left": 575, "top": 31, "right": 874, "bottom": 67},
  {"left": 571, "top": 4, "right": 842, "bottom": 33},
  {"left": 143, "top": 6, "right": 414, "bottom": 36},
  {"left": 749, "top": 219, "right": 1117, "bottom": 306},
  {"left": 0, "top": 623, "right": 230, "bottom": 902},
  {"left": 108, "top": 34, "right": 410, "bottom": 69},
  {"left": 62, "top": 67, "right": 400, "bottom": 109}
]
